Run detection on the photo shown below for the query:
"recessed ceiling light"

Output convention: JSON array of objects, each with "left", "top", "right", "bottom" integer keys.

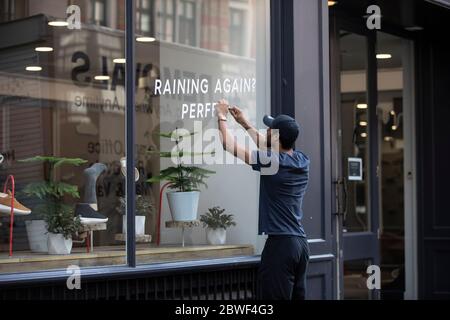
[
  {"left": 35, "top": 47, "right": 54, "bottom": 52},
  {"left": 113, "top": 58, "right": 126, "bottom": 64},
  {"left": 359, "top": 121, "right": 368, "bottom": 127},
  {"left": 48, "top": 21, "right": 69, "bottom": 27},
  {"left": 328, "top": 1, "right": 337, "bottom": 6},
  {"left": 25, "top": 66, "right": 42, "bottom": 72},
  {"left": 384, "top": 136, "right": 394, "bottom": 142},
  {"left": 390, "top": 110, "right": 396, "bottom": 115},
  {"left": 391, "top": 125, "right": 398, "bottom": 130},
  {"left": 136, "top": 36, "right": 156, "bottom": 42},
  {"left": 357, "top": 103, "right": 368, "bottom": 109},
  {"left": 376, "top": 53, "right": 392, "bottom": 59},
  {"left": 94, "top": 75, "right": 110, "bottom": 81},
  {"left": 361, "top": 133, "right": 368, "bottom": 138},
  {"left": 405, "top": 26, "right": 424, "bottom": 31}
]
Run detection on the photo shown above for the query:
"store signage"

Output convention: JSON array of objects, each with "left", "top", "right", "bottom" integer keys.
[
  {"left": 154, "top": 77, "right": 255, "bottom": 119},
  {"left": 348, "top": 157, "right": 363, "bottom": 181}
]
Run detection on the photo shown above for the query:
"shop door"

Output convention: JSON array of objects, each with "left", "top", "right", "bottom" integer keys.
[{"left": 330, "top": 18, "right": 380, "bottom": 299}]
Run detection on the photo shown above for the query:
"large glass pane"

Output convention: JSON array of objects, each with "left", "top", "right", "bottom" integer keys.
[
  {"left": 0, "top": 0, "right": 125, "bottom": 273},
  {"left": 135, "top": 0, "right": 270, "bottom": 265},
  {"left": 339, "top": 31, "right": 370, "bottom": 233},
  {"left": 377, "top": 32, "right": 409, "bottom": 299}
]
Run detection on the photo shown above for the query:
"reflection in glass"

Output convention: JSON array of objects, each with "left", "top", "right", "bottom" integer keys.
[
  {"left": 136, "top": 0, "right": 270, "bottom": 264},
  {"left": 344, "top": 259, "right": 372, "bottom": 300},
  {"left": 377, "top": 32, "right": 407, "bottom": 299},
  {"left": 0, "top": 0, "right": 125, "bottom": 273},
  {"left": 0, "top": 0, "right": 270, "bottom": 273},
  {"left": 339, "top": 31, "right": 370, "bottom": 232}
]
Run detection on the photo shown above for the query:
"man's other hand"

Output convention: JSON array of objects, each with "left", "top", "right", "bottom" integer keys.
[
  {"left": 230, "top": 106, "right": 250, "bottom": 128},
  {"left": 216, "top": 99, "right": 229, "bottom": 118}
]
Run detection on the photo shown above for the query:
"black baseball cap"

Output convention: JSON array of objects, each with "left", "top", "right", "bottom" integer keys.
[{"left": 263, "top": 114, "right": 300, "bottom": 145}]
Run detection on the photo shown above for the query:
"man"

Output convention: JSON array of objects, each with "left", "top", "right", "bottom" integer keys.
[{"left": 215, "top": 99, "right": 310, "bottom": 300}]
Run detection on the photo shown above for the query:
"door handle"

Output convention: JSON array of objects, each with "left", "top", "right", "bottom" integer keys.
[
  {"left": 333, "top": 178, "right": 348, "bottom": 217},
  {"left": 342, "top": 177, "right": 348, "bottom": 219}
]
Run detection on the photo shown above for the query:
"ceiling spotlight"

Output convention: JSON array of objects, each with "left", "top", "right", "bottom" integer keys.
[
  {"left": 48, "top": 21, "right": 69, "bottom": 27},
  {"left": 361, "top": 133, "right": 368, "bottom": 138},
  {"left": 357, "top": 103, "right": 368, "bottom": 109},
  {"left": 94, "top": 75, "right": 110, "bottom": 81},
  {"left": 35, "top": 47, "right": 54, "bottom": 52},
  {"left": 391, "top": 125, "right": 398, "bottom": 130},
  {"left": 25, "top": 66, "right": 42, "bottom": 72},
  {"left": 136, "top": 36, "right": 156, "bottom": 42},
  {"left": 384, "top": 136, "right": 394, "bottom": 142},
  {"left": 328, "top": 1, "right": 337, "bottom": 6},
  {"left": 359, "top": 121, "right": 368, "bottom": 127},
  {"left": 405, "top": 26, "right": 424, "bottom": 31},
  {"left": 113, "top": 58, "right": 126, "bottom": 64},
  {"left": 376, "top": 53, "right": 392, "bottom": 59},
  {"left": 390, "top": 110, "right": 396, "bottom": 115}
]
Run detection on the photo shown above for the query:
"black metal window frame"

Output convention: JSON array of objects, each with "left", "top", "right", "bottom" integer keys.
[{"left": 0, "top": 0, "right": 287, "bottom": 286}]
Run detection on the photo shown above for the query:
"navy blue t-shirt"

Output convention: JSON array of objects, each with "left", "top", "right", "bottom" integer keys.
[{"left": 251, "top": 149, "right": 309, "bottom": 237}]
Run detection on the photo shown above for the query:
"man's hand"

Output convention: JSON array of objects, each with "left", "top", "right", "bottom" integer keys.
[
  {"left": 230, "top": 106, "right": 250, "bottom": 129},
  {"left": 215, "top": 99, "right": 229, "bottom": 119}
]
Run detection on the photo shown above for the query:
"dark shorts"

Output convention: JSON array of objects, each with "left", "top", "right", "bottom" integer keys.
[{"left": 257, "top": 235, "right": 310, "bottom": 300}]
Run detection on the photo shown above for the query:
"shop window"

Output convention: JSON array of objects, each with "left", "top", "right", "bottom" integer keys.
[
  {"left": 229, "top": 8, "right": 245, "bottom": 56},
  {"left": 91, "top": 0, "right": 107, "bottom": 26},
  {"left": 178, "top": 0, "right": 196, "bottom": 46},
  {"left": 0, "top": 0, "right": 125, "bottom": 274},
  {"left": 137, "top": 0, "right": 155, "bottom": 36},
  {"left": 156, "top": 0, "right": 176, "bottom": 42},
  {"left": 0, "top": 0, "right": 27, "bottom": 22},
  {"left": 136, "top": 0, "right": 270, "bottom": 266},
  {"left": 0, "top": 0, "right": 270, "bottom": 275}
]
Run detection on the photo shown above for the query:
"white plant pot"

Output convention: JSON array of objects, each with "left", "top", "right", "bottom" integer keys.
[
  {"left": 25, "top": 220, "right": 48, "bottom": 253},
  {"left": 167, "top": 191, "right": 199, "bottom": 221},
  {"left": 122, "top": 215, "right": 146, "bottom": 236},
  {"left": 206, "top": 228, "right": 226, "bottom": 245},
  {"left": 47, "top": 233, "right": 72, "bottom": 255}
]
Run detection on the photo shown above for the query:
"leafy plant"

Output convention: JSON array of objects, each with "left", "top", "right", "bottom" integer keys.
[
  {"left": 117, "top": 195, "right": 155, "bottom": 216},
  {"left": 147, "top": 129, "right": 215, "bottom": 192},
  {"left": 200, "top": 207, "right": 236, "bottom": 230},
  {"left": 19, "top": 156, "right": 87, "bottom": 239}
]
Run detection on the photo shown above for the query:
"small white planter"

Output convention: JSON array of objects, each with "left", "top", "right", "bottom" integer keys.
[
  {"left": 167, "top": 191, "right": 199, "bottom": 221},
  {"left": 122, "top": 215, "right": 146, "bottom": 236},
  {"left": 47, "top": 233, "right": 72, "bottom": 255},
  {"left": 25, "top": 220, "right": 48, "bottom": 253},
  {"left": 206, "top": 228, "right": 226, "bottom": 245}
]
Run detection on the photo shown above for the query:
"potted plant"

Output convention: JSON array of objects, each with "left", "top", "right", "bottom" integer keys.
[
  {"left": 147, "top": 129, "right": 215, "bottom": 221},
  {"left": 20, "top": 156, "right": 86, "bottom": 254},
  {"left": 200, "top": 206, "right": 236, "bottom": 245},
  {"left": 117, "top": 195, "right": 154, "bottom": 236}
]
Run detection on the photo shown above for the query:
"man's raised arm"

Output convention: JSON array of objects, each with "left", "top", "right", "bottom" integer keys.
[
  {"left": 216, "top": 100, "right": 251, "bottom": 165},
  {"left": 229, "top": 106, "right": 267, "bottom": 149}
]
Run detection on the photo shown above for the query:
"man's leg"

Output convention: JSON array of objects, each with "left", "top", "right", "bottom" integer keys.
[
  {"left": 292, "top": 237, "right": 310, "bottom": 300},
  {"left": 257, "top": 237, "right": 296, "bottom": 300}
]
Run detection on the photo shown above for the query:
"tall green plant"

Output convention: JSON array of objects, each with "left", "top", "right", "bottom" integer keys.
[
  {"left": 147, "top": 129, "right": 215, "bottom": 192},
  {"left": 20, "top": 156, "right": 87, "bottom": 238}
]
